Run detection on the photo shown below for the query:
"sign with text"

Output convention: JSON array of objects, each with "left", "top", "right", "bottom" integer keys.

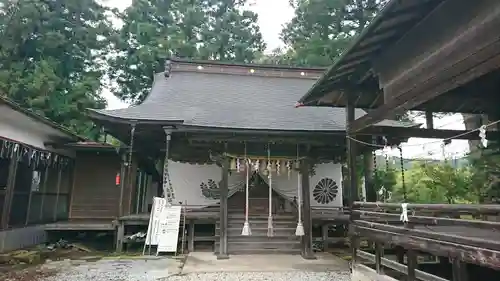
[{"left": 156, "top": 205, "right": 182, "bottom": 254}]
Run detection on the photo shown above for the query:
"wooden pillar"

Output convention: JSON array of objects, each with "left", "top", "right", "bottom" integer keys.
[
  {"left": 321, "top": 224, "right": 329, "bottom": 252},
  {"left": 1, "top": 153, "right": 19, "bottom": 230},
  {"left": 300, "top": 158, "right": 315, "bottom": 259},
  {"left": 115, "top": 221, "right": 125, "bottom": 253},
  {"left": 52, "top": 168, "right": 63, "bottom": 221},
  {"left": 425, "top": 111, "right": 434, "bottom": 129},
  {"left": 363, "top": 150, "right": 376, "bottom": 202},
  {"left": 217, "top": 156, "right": 229, "bottom": 259},
  {"left": 452, "top": 258, "right": 468, "bottom": 281},
  {"left": 346, "top": 95, "right": 359, "bottom": 263},
  {"left": 118, "top": 153, "right": 126, "bottom": 217},
  {"left": 188, "top": 220, "right": 195, "bottom": 252},
  {"left": 38, "top": 165, "right": 50, "bottom": 222}
]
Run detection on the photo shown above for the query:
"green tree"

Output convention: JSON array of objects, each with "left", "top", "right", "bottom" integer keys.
[
  {"left": 0, "top": 0, "right": 114, "bottom": 137},
  {"left": 280, "top": 0, "right": 387, "bottom": 66},
  {"left": 109, "top": 0, "right": 265, "bottom": 104},
  {"left": 392, "top": 162, "right": 473, "bottom": 204}
]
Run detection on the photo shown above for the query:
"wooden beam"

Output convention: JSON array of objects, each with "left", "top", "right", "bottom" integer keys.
[
  {"left": 353, "top": 225, "right": 500, "bottom": 270},
  {"left": 360, "top": 126, "right": 500, "bottom": 140}
]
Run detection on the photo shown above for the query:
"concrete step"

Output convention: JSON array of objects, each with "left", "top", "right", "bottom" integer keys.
[{"left": 216, "top": 227, "right": 297, "bottom": 237}]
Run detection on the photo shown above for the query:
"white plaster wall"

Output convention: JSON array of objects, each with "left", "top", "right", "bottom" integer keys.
[{"left": 0, "top": 104, "right": 74, "bottom": 156}]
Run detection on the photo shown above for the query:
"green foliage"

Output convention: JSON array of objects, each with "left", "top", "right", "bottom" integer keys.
[
  {"left": 0, "top": 0, "right": 114, "bottom": 137},
  {"left": 391, "top": 162, "right": 473, "bottom": 204},
  {"left": 109, "top": 0, "right": 265, "bottom": 104},
  {"left": 280, "top": 0, "right": 387, "bottom": 66}
]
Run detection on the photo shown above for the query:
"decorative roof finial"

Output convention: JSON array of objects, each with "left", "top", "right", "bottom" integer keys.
[{"left": 164, "top": 59, "right": 172, "bottom": 78}]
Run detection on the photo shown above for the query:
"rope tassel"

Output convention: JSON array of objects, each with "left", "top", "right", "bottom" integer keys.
[
  {"left": 267, "top": 144, "right": 274, "bottom": 237},
  {"left": 295, "top": 173, "right": 304, "bottom": 236},
  {"left": 241, "top": 156, "right": 252, "bottom": 236}
]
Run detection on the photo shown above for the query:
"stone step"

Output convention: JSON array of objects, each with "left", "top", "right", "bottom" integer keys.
[
  {"left": 223, "top": 221, "right": 299, "bottom": 229},
  {"left": 226, "top": 235, "right": 301, "bottom": 242},
  {"left": 218, "top": 248, "right": 302, "bottom": 255},
  {"left": 227, "top": 212, "right": 296, "bottom": 220},
  {"left": 217, "top": 240, "right": 300, "bottom": 249},
  {"left": 216, "top": 227, "right": 297, "bottom": 237}
]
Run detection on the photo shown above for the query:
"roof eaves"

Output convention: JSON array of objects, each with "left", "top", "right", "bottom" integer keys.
[
  {"left": 0, "top": 95, "right": 86, "bottom": 141},
  {"left": 87, "top": 108, "right": 185, "bottom": 125}
]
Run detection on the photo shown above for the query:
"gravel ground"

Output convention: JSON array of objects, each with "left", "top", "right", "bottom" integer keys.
[
  {"left": 166, "top": 271, "right": 350, "bottom": 281},
  {"left": 32, "top": 257, "right": 350, "bottom": 281}
]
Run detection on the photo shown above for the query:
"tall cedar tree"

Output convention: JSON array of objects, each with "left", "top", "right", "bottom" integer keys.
[
  {"left": 0, "top": 0, "right": 114, "bottom": 137},
  {"left": 109, "top": 0, "right": 265, "bottom": 104},
  {"left": 280, "top": 0, "right": 386, "bottom": 66}
]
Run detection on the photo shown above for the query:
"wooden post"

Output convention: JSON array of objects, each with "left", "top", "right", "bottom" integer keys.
[
  {"left": 188, "top": 220, "right": 195, "bottom": 252},
  {"left": 452, "top": 258, "right": 468, "bottom": 281},
  {"left": 38, "top": 165, "right": 50, "bottom": 222},
  {"left": 300, "top": 158, "right": 315, "bottom": 259},
  {"left": 425, "top": 111, "right": 434, "bottom": 129},
  {"left": 363, "top": 150, "right": 376, "bottom": 202},
  {"left": 321, "top": 224, "right": 329, "bottom": 252},
  {"left": 406, "top": 224, "right": 418, "bottom": 281},
  {"left": 115, "top": 221, "right": 125, "bottom": 253},
  {"left": 52, "top": 167, "right": 63, "bottom": 221},
  {"left": 118, "top": 153, "right": 126, "bottom": 217},
  {"left": 1, "top": 153, "right": 19, "bottom": 230},
  {"left": 375, "top": 242, "right": 384, "bottom": 274},
  {"left": 217, "top": 156, "right": 229, "bottom": 259},
  {"left": 346, "top": 95, "right": 359, "bottom": 264}
]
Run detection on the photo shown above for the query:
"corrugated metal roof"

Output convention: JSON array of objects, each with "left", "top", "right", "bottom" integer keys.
[
  {"left": 90, "top": 65, "right": 408, "bottom": 132},
  {"left": 298, "top": 0, "right": 446, "bottom": 107}
]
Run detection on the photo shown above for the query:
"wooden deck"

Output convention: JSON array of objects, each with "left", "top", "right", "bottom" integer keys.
[{"left": 43, "top": 220, "right": 115, "bottom": 231}]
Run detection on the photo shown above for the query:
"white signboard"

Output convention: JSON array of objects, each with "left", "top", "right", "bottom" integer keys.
[
  {"left": 145, "top": 197, "right": 167, "bottom": 246},
  {"left": 157, "top": 205, "right": 182, "bottom": 254}
]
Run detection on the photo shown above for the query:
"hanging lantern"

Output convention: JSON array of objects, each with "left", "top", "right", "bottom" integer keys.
[{"left": 115, "top": 172, "right": 121, "bottom": 186}]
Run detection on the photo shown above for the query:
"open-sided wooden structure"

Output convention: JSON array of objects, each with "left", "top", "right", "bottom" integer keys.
[
  {"left": 297, "top": 0, "right": 500, "bottom": 280},
  {"left": 89, "top": 59, "right": 411, "bottom": 257}
]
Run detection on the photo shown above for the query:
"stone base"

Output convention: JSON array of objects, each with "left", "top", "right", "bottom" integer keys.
[
  {"left": 301, "top": 251, "right": 316, "bottom": 260},
  {"left": 216, "top": 253, "right": 230, "bottom": 260},
  {"left": 352, "top": 263, "right": 397, "bottom": 281}
]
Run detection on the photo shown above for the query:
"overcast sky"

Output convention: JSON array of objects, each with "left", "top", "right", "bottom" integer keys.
[{"left": 101, "top": 0, "right": 469, "bottom": 159}]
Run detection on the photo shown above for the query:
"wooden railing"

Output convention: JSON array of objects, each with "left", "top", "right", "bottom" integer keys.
[{"left": 350, "top": 202, "right": 500, "bottom": 281}]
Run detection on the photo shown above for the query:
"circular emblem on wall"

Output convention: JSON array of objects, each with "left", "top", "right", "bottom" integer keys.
[
  {"left": 200, "top": 179, "right": 220, "bottom": 199},
  {"left": 313, "top": 178, "right": 339, "bottom": 204}
]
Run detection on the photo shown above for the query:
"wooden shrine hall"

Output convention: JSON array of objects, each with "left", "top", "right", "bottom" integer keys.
[
  {"left": 88, "top": 59, "right": 411, "bottom": 258},
  {"left": 298, "top": 0, "right": 500, "bottom": 280}
]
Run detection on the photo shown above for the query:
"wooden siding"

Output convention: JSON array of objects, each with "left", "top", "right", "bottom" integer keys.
[{"left": 69, "top": 151, "right": 131, "bottom": 220}]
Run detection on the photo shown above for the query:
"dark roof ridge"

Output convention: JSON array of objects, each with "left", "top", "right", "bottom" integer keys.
[
  {"left": 170, "top": 58, "right": 326, "bottom": 71},
  {"left": 164, "top": 58, "right": 325, "bottom": 80}
]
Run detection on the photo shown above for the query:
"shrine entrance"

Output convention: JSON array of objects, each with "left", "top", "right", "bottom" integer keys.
[{"left": 227, "top": 172, "right": 295, "bottom": 216}]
